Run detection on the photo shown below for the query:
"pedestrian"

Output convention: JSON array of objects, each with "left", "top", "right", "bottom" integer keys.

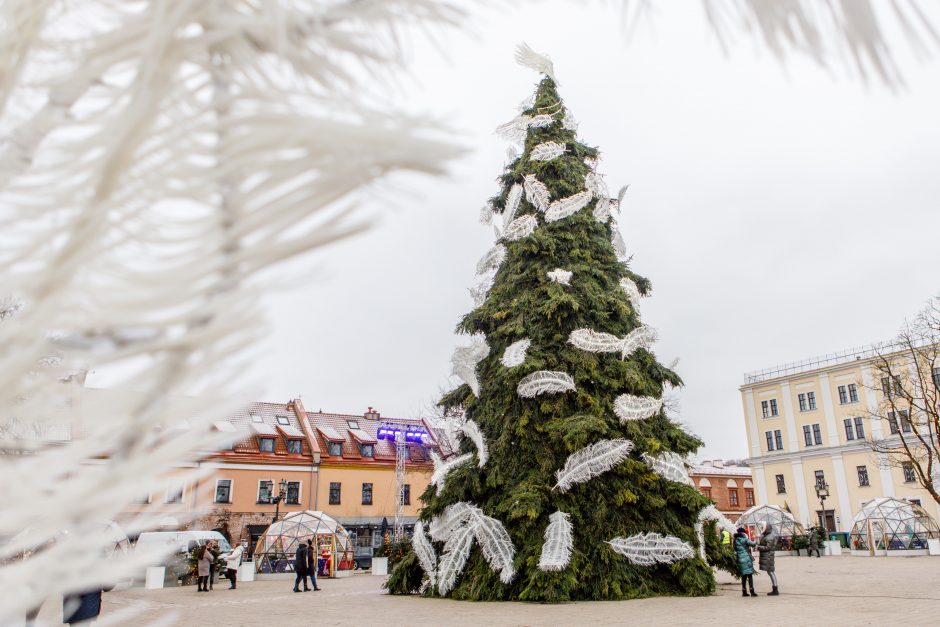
[
  {"left": 734, "top": 527, "right": 757, "bottom": 597},
  {"left": 207, "top": 540, "right": 221, "bottom": 590},
  {"left": 721, "top": 528, "right": 732, "bottom": 546},
  {"left": 196, "top": 543, "right": 213, "bottom": 592},
  {"left": 305, "top": 539, "right": 321, "bottom": 591},
  {"left": 63, "top": 586, "right": 112, "bottom": 625},
  {"left": 807, "top": 527, "right": 821, "bottom": 557},
  {"left": 756, "top": 523, "right": 780, "bottom": 596},
  {"left": 223, "top": 542, "right": 245, "bottom": 590},
  {"left": 293, "top": 541, "right": 310, "bottom": 592}
]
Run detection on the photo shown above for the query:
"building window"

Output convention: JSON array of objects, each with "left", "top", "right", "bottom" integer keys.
[
  {"left": 882, "top": 375, "right": 903, "bottom": 397},
  {"left": 798, "top": 393, "right": 807, "bottom": 412},
  {"left": 888, "top": 412, "right": 899, "bottom": 434},
  {"left": 933, "top": 366, "right": 940, "bottom": 389},
  {"left": 286, "top": 439, "right": 302, "bottom": 455},
  {"left": 251, "top": 414, "right": 263, "bottom": 423},
  {"left": 702, "top": 487, "right": 712, "bottom": 499},
  {"left": 844, "top": 418, "right": 855, "bottom": 441},
  {"left": 402, "top": 484, "right": 411, "bottom": 506},
  {"left": 347, "top": 420, "right": 360, "bottom": 429},
  {"left": 803, "top": 425, "right": 813, "bottom": 446},
  {"left": 361, "top": 483, "right": 373, "bottom": 505},
  {"left": 857, "top": 466, "right": 870, "bottom": 487},
  {"left": 276, "top": 415, "right": 290, "bottom": 425},
  {"left": 854, "top": 416, "right": 865, "bottom": 439},
  {"left": 329, "top": 482, "right": 341, "bottom": 505},
  {"left": 849, "top": 384, "right": 858, "bottom": 402},
  {"left": 775, "top": 474, "right": 786, "bottom": 494},
  {"left": 132, "top": 493, "right": 151, "bottom": 504},
  {"left": 774, "top": 430, "right": 783, "bottom": 450},
  {"left": 902, "top": 462, "right": 917, "bottom": 483},
  {"left": 745, "top": 489, "right": 755, "bottom": 506},
  {"left": 729, "top": 489, "right": 739, "bottom": 506},
  {"left": 258, "top": 480, "right": 273, "bottom": 504},
  {"left": 286, "top": 481, "right": 300, "bottom": 505},
  {"left": 165, "top": 484, "right": 184, "bottom": 504},
  {"left": 808, "top": 391, "right": 816, "bottom": 410},
  {"left": 814, "top": 470, "right": 826, "bottom": 489},
  {"left": 804, "top": 424, "right": 822, "bottom": 446},
  {"left": 259, "top": 437, "right": 275, "bottom": 453},
  {"left": 838, "top": 386, "right": 848, "bottom": 404},
  {"left": 761, "top": 399, "right": 779, "bottom": 418},
  {"left": 215, "top": 479, "right": 232, "bottom": 503},
  {"left": 909, "top": 498, "right": 922, "bottom": 507},
  {"left": 812, "top": 423, "right": 822, "bottom": 445},
  {"left": 360, "top": 443, "right": 375, "bottom": 458},
  {"left": 328, "top": 442, "right": 343, "bottom": 456},
  {"left": 889, "top": 410, "right": 912, "bottom": 434}
]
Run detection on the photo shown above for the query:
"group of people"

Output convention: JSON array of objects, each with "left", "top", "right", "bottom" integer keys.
[
  {"left": 292, "top": 539, "right": 323, "bottom": 592},
  {"left": 731, "top": 524, "right": 780, "bottom": 597},
  {"left": 195, "top": 540, "right": 245, "bottom": 592}
]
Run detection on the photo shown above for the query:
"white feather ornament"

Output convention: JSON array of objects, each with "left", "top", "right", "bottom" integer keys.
[
  {"left": 479, "top": 203, "right": 494, "bottom": 225},
  {"left": 450, "top": 335, "right": 489, "bottom": 396},
  {"left": 436, "top": 521, "right": 477, "bottom": 595},
  {"left": 562, "top": 109, "right": 578, "bottom": 132},
  {"left": 568, "top": 326, "right": 656, "bottom": 359},
  {"left": 500, "top": 339, "right": 531, "bottom": 368},
  {"left": 607, "top": 532, "right": 695, "bottom": 566},
  {"left": 476, "top": 244, "right": 507, "bottom": 275},
  {"left": 641, "top": 452, "right": 693, "bottom": 486},
  {"left": 613, "top": 394, "right": 664, "bottom": 422},
  {"left": 514, "top": 43, "right": 557, "bottom": 81},
  {"left": 523, "top": 174, "right": 550, "bottom": 211},
  {"left": 518, "top": 94, "right": 535, "bottom": 112},
  {"left": 459, "top": 419, "right": 488, "bottom": 467},
  {"left": 547, "top": 268, "right": 572, "bottom": 285},
  {"left": 616, "top": 185, "right": 629, "bottom": 210},
  {"left": 527, "top": 114, "right": 556, "bottom": 128},
  {"left": 502, "top": 183, "right": 524, "bottom": 228},
  {"left": 611, "top": 225, "right": 628, "bottom": 260},
  {"left": 517, "top": 370, "right": 576, "bottom": 398},
  {"left": 506, "top": 146, "right": 519, "bottom": 163},
  {"left": 469, "top": 275, "right": 494, "bottom": 307},
  {"left": 538, "top": 511, "right": 574, "bottom": 571},
  {"left": 584, "top": 171, "right": 609, "bottom": 199},
  {"left": 593, "top": 197, "right": 611, "bottom": 223},
  {"left": 530, "top": 141, "right": 566, "bottom": 162},
  {"left": 503, "top": 214, "right": 538, "bottom": 242},
  {"left": 554, "top": 438, "right": 634, "bottom": 492},
  {"left": 429, "top": 502, "right": 474, "bottom": 542},
  {"left": 495, "top": 115, "right": 530, "bottom": 144},
  {"left": 619, "top": 277, "right": 642, "bottom": 310},
  {"left": 467, "top": 509, "right": 516, "bottom": 584},
  {"left": 545, "top": 191, "right": 592, "bottom": 222},
  {"left": 411, "top": 521, "right": 437, "bottom": 586},
  {"left": 695, "top": 504, "right": 737, "bottom": 561},
  {"left": 431, "top": 451, "right": 473, "bottom": 493}
]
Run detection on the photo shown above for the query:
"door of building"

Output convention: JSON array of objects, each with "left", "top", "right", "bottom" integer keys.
[{"left": 817, "top": 509, "right": 836, "bottom": 533}]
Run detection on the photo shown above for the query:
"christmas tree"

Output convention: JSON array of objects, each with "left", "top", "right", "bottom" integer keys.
[{"left": 389, "top": 45, "right": 735, "bottom": 602}]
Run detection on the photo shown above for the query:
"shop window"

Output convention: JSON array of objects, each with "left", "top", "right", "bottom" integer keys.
[{"left": 329, "top": 482, "right": 341, "bottom": 505}]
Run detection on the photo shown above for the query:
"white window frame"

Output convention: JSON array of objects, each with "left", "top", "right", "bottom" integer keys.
[
  {"left": 132, "top": 492, "right": 151, "bottom": 505},
  {"left": 165, "top": 483, "right": 185, "bottom": 504},
  {"left": 276, "top": 415, "right": 290, "bottom": 426},
  {"left": 214, "top": 478, "right": 234, "bottom": 504},
  {"left": 848, "top": 383, "right": 859, "bottom": 403},
  {"left": 251, "top": 413, "right": 264, "bottom": 423},
  {"left": 257, "top": 478, "right": 274, "bottom": 504},
  {"left": 807, "top": 391, "right": 817, "bottom": 410},
  {"left": 285, "top": 480, "right": 302, "bottom": 505}
]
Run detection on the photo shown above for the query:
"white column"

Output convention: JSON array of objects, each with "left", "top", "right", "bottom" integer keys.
[
  {"left": 860, "top": 364, "right": 885, "bottom": 439},
  {"left": 830, "top": 452, "right": 853, "bottom": 531},
  {"left": 818, "top": 373, "right": 840, "bottom": 445},
  {"left": 876, "top": 452, "right": 896, "bottom": 497},
  {"left": 752, "top": 463, "right": 767, "bottom": 505},
  {"left": 791, "top": 458, "right": 810, "bottom": 524},
  {"left": 744, "top": 390, "right": 761, "bottom": 458},
  {"left": 780, "top": 382, "right": 799, "bottom": 452}
]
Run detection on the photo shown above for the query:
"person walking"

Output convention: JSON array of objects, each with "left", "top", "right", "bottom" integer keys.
[
  {"left": 807, "top": 527, "right": 821, "bottom": 557},
  {"left": 196, "top": 543, "right": 213, "bottom": 592},
  {"left": 63, "top": 588, "right": 111, "bottom": 625},
  {"left": 293, "top": 542, "right": 310, "bottom": 592},
  {"left": 734, "top": 527, "right": 757, "bottom": 597},
  {"left": 305, "top": 539, "right": 321, "bottom": 591},
  {"left": 756, "top": 523, "right": 779, "bottom": 596},
  {"left": 223, "top": 542, "right": 245, "bottom": 590}
]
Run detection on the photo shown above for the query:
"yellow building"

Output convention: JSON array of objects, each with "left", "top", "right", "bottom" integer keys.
[{"left": 741, "top": 344, "right": 940, "bottom": 535}]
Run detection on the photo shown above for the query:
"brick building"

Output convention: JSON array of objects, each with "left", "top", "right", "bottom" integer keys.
[{"left": 689, "top": 460, "right": 754, "bottom": 521}]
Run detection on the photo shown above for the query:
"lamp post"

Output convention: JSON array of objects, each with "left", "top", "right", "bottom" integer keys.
[
  {"left": 814, "top": 480, "right": 830, "bottom": 532},
  {"left": 272, "top": 479, "right": 288, "bottom": 525}
]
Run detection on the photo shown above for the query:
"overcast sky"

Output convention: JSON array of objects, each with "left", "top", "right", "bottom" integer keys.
[{"left": 248, "top": 2, "right": 940, "bottom": 461}]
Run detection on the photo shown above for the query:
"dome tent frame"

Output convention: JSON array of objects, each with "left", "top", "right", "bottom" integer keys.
[
  {"left": 849, "top": 497, "right": 940, "bottom": 555},
  {"left": 735, "top": 505, "right": 805, "bottom": 542},
  {"left": 254, "top": 510, "right": 354, "bottom": 577}
]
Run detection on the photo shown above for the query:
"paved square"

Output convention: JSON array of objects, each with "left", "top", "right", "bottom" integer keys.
[{"left": 31, "top": 555, "right": 940, "bottom": 626}]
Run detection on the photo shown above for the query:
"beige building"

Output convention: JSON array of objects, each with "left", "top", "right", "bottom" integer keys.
[{"left": 741, "top": 344, "right": 940, "bottom": 534}]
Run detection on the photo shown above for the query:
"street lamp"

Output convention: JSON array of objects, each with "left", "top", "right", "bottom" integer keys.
[
  {"left": 272, "top": 479, "right": 288, "bottom": 524},
  {"left": 814, "top": 480, "right": 830, "bottom": 532}
]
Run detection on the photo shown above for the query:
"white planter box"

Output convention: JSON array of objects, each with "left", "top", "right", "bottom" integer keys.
[
  {"left": 145, "top": 567, "right": 165, "bottom": 589},
  {"left": 239, "top": 563, "right": 255, "bottom": 582},
  {"left": 372, "top": 557, "right": 388, "bottom": 576},
  {"left": 928, "top": 539, "right": 940, "bottom": 556},
  {"left": 824, "top": 540, "right": 842, "bottom": 556}
]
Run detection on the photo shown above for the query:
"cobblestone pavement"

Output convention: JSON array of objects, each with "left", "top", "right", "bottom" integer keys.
[{"left": 30, "top": 555, "right": 940, "bottom": 626}]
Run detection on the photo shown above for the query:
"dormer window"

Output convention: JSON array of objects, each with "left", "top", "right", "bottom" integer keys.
[
  {"left": 360, "top": 444, "right": 374, "bottom": 458},
  {"left": 251, "top": 414, "right": 263, "bottom": 423},
  {"left": 347, "top": 420, "right": 360, "bottom": 429},
  {"left": 277, "top": 415, "right": 290, "bottom": 426},
  {"left": 259, "top": 437, "right": 275, "bottom": 453},
  {"left": 328, "top": 442, "right": 342, "bottom": 456},
  {"left": 286, "top": 439, "right": 302, "bottom": 454}
]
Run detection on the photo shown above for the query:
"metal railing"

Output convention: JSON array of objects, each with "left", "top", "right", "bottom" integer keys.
[{"left": 743, "top": 342, "right": 902, "bottom": 385}]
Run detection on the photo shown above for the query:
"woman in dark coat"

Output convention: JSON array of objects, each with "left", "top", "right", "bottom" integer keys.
[
  {"left": 293, "top": 542, "right": 310, "bottom": 592},
  {"left": 757, "top": 523, "right": 779, "bottom": 595},
  {"left": 63, "top": 586, "right": 112, "bottom": 625},
  {"left": 734, "top": 527, "right": 757, "bottom": 597}
]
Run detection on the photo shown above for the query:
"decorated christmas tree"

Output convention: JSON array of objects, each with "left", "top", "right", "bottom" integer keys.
[{"left": 388, "top": 46, "right": 735, "bottom": 602}]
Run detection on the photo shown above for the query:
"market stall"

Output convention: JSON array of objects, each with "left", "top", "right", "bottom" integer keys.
[{"left": 253, "top": 510, "right": 354, "bottom": 578}]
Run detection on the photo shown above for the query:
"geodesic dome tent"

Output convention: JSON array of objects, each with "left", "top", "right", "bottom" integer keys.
[
  {"left": 254, "top": 510, "right": 354, "bottom": 577},
  {"left": 735, "top": 504, "right": 804, "bottom": 541},
  {"left": 849, "top": 497, "right": 940, "bottom": 551}
]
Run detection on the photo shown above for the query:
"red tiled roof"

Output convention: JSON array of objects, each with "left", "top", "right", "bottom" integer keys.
[
  {"left": 226, "top": 401, "right": 314, "bottom": 459},
  {"left": 308, "top": 411, "right": 434, "bottom": 466}
]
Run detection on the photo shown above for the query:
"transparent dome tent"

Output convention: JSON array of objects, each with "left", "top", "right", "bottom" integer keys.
[
  {"left": 254, "top": 510, "right": 354, "bottom": 577},
  {"left": 849, "top": 497, "right": 940, "bottom": 553},
  {"left": 735, "top": 505, "right": 805, "bottom": 542}
]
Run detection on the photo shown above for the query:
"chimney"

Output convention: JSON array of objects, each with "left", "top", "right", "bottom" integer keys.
[
  {"left": 713, "top": 460, "right": 724, "bottom": 468},
  {"left": 364, "top": 407, "right": 380, "bottom": 420}
]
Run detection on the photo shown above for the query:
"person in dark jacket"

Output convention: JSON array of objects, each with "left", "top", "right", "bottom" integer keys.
[
  {"left": 756, "top": 523, "right": 779, "bottom": 595},
  {"left": 807, "top": 528, "right": 821, "bottom": 557},
  {"left": 734, "top": 527, "right": 757, "bottom": 597},
  {"left": 293, "top": 542, "right": 310, "bottom": 592},
  {"left": 63, "top": 586, "right": 112, "bottom": 625},
  {"left": 305, "top": 539, "right": 321, "bottom": 591}
]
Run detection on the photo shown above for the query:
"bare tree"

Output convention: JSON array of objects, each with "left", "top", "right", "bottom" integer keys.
[{"left": 864, "top": 296, "right": 940, "bottom": 506}]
